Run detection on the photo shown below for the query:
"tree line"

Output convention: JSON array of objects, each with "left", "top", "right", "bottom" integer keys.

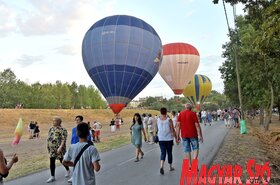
[
  {"left": 213, "top": 0, "right": 280, "bottom": 130},
  {"left": 138, "top": 90, "right": 229, "bottom": 112},
  {"left": 0, "top": 68, "right": 107, "bottom": 109}
]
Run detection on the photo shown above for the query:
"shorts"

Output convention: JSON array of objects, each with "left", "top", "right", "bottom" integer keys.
[
  {"left": 94, "top": 130, "right": 100, "bottom": 136},
  {"left": 182, "top": 138, "right": 199, "bottom": 153}
]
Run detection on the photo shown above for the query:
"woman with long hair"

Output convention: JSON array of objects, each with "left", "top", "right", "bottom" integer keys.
[
  {"left": 130, "top": 113, "right": 147, "bottom": 162},
  {"left": 155, "top": 107, "right": 177, "bottom": 175}
]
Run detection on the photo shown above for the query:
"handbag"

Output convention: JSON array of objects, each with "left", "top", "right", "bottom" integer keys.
[
  {"left": 153, "top": 120, "right": 159, "bottom": 144},
  {"left": 153, "top": 135, "right": 159, "bottom": 143}
]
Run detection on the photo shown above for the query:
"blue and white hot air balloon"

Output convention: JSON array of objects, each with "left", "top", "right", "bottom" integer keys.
[{"left": 82, "top": 15, "right": 162, "bottom": 114}]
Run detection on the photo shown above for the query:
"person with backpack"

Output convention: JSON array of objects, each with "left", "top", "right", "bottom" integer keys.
[
  {"left": 68, "top": 116, "right": 93, "bottom": 183},
  {"left": 63, "top": 122, "right": 101, "bottom": 185}
]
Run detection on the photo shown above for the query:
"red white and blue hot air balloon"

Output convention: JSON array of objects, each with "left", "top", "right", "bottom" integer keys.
[
  {"left": 159, "top": 43, "right": 200, "bottom": 95},
  {"left": 82, "top": 15, "right": 162, "bottom": 114}
]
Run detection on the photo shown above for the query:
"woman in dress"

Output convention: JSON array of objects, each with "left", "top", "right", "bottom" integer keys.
[
  {"left": 130, "top": 113, "right": 147, "bottom": 162},
  {"left": 46, "top": 116, "right": 70, "bottom": 183}
]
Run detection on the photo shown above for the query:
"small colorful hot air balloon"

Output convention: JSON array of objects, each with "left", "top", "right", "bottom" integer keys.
[
  {"left": 82, "top": 15, "right": 162, "bottom": 114},
  {"left": 183, "top": 74, "right": 212, "bottom": 111},
  {"left": 159, "top": 43, "right": 200, "bottom": 95},
  {"left": 12, "top": 118, "right": 23, "bottom": 145}
]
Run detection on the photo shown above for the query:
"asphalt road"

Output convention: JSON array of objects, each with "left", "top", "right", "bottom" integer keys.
[{"left": 4, "top": 121, "right": 228, "bottom": 185}]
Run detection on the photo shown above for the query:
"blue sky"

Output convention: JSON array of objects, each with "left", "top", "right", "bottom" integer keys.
[{"left": 0, "top": 0, "right": 244, "bottom": 99}]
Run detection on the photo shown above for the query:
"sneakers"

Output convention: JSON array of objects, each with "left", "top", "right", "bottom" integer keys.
[
  {"left": 46, "top": 176, "right": 55, "bottom": 183},
  {"left": 65, "top": 170, "right": 70, "bottom": 178},
  {"left": 68, "top": 177, "right": 73, "bottom": 184}
]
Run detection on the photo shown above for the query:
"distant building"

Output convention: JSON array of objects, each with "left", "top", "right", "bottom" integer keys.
[
  {"left": 127, "top": 100, "right": 141, "bottom": 108},
  {"left": 154, "top": 96, "right": 164, "bottom": 101},
  {"left": 139, "top": 97, "right": 147, "bottom": 103}
]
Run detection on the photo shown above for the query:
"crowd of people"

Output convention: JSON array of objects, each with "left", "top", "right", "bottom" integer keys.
[
  {"left": 109, "top": 114, "right": 123, "bottom": 132},
  {"left": 1, "top": 104, "right": 244, "bottom": 185},
  {"left": 197, "top": 108, "right": 241, "bottom": 128},
  {"left": 130, "top": 104, "right": 203, "bottom": 175}
]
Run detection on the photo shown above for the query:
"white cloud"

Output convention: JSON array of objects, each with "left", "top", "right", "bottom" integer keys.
[
  {"left": 197, "top": 54, "right": 224, "bottom": 93},
  {"left": 55, "top": 45, "right": 77, "bottom": 55},
  {"left": 0, "top": 1, "right": 17, "bottom": 37},
  {"left": 16, "top": 54, "right": 44, "bottom": 67},
  {"left": 15, "top": 0, "right": 82, "bottom": 36},
  {"left": 13, "top": 0, "right": 118, "bottom": 36}
]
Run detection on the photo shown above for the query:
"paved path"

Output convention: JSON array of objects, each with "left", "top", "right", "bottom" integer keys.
[{"left": 4, "top": 121, "right": 228, "bottom": 185}]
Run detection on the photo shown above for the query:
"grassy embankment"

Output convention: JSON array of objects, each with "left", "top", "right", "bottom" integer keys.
[{"left": 0, "top": 109, "right": 159, "bottom": 180}]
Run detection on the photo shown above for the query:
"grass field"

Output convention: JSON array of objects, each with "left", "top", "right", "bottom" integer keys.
[{"left": 0, "top": 109, "right": 159, "bottom": 180}]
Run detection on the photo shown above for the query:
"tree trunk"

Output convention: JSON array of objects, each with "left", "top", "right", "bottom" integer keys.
[
  {"left": 264, "top": 84, "right": 274, "bottom": 132},
  {"left": 259, "top": 108, "right": 264, "bottom": 125}
]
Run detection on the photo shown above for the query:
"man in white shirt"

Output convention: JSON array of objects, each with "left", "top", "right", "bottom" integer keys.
[
  {"left": 93, "top": 121, "right": 102, "bottom": 143},
  {"left": 201, "top": 110, "right": 207, "bottom": 126},
  {"left": 142, "top": 114, "right": 149, "bottom": 142}
]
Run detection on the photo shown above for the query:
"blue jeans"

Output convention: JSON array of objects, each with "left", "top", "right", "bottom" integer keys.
[
  {"left": 182, "top": 138, "right": 199, "bottom": 153},
  {"left": 159, "top": 140, "right": 173, "bottom": 164}
]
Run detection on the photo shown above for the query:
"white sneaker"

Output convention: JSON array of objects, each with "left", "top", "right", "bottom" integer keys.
[
  {"left": 65, "top": 170, "right": 70, "bottom": 178},
  {"left": 68, "top": 177, "right": 72, "bottom": 184},
  {"left": 46, "top": 176, "right": 55, "bottom": 183}
]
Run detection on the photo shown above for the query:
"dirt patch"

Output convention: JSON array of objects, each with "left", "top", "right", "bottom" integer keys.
[{"left": 212, "top": 116, "right": 280, "bottom": 184}]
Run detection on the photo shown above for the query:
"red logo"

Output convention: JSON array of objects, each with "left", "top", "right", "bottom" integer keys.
[{"left": 180, "top": 159, "right": 271, "bottom": 185}]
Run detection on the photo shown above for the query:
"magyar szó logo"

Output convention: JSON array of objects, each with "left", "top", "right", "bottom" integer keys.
[{"left": 180, "top": 159, "right": 272, "bottom": 185}]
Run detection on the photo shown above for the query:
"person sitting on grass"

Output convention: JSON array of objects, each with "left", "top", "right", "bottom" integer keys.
[{"left": 63, "top": 122, "right": 101, "bottom": 185}]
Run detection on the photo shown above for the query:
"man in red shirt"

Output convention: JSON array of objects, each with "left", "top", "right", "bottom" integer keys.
[{"left": 177, "top": 103, "right": 203, "bottom": 165}]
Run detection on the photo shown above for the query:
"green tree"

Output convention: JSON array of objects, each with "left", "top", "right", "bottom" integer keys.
[
  {"left": 0, "top": 69, "right": 19, "bottom": 108},
  {"left": 214, "top": 0, "right": 280, "bottom": 130},
  {"left": 0, "top": 68, "right": 106, "bottom": 109}
]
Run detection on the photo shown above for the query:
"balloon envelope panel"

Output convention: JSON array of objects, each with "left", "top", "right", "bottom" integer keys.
[{"left": 82, "top": 15, "right": 162, "bottom": 113}]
